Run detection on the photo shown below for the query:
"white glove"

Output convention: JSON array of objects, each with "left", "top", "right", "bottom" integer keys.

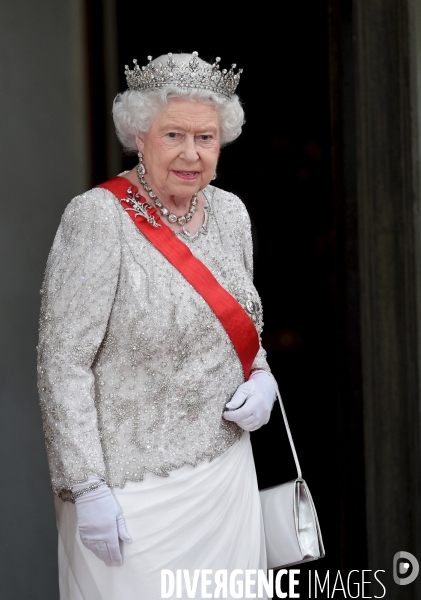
[
  {"left": 72, "top": 475, "right": 132, "bottom": 566},
  {"left": 223, "top": 370, "right": 277, "bottom": 431}
]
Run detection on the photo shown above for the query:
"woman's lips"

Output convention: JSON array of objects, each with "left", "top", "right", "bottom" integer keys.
[{"left": 173, "top": 170, "right": 200, "bottom": 180}]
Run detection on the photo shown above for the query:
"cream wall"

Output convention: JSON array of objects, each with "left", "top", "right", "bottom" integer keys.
[{"left": 0, "top": 2, "right": 89, "bottom": 598}]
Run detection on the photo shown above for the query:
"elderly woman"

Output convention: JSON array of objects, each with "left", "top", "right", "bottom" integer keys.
[{"left": 38, "top": 52, "right": 277, "bottom": 600}]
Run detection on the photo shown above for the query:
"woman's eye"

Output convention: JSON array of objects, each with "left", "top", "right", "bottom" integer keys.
[
  {"left": 198, "top": 135, "right": 212, "bottom": 141},
  {"left": 167, "top": 132, "right": 178, "bottom": 139}
]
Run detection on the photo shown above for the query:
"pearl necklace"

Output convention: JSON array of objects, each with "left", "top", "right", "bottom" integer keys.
[{"left": 137, "top": 161, "right": 198, "bottom": 227}]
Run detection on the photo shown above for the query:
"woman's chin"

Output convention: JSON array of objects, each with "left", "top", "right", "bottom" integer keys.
[{"left": 166, "top": 179, "right": 207, "bottom": 198}]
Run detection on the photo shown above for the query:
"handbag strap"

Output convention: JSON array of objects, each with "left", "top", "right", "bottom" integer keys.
[{"left": 272, "top": 378, "right": 302, "bottom": 479}]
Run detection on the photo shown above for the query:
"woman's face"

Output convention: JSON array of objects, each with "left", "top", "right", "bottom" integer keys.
[{"left": 135, "top": 98, "right": 220, "bottom": 203}]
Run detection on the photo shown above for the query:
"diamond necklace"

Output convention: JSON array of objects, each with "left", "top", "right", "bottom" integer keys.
[{"left": 137, "top": 162, "right": 198, "bottom": 227}]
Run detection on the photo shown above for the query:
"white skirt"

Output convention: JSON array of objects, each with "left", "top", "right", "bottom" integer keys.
[{"left": 55, "top": 432, "right": 267, "bottom": 600}]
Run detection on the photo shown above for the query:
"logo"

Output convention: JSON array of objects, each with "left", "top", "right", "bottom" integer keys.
[{"left": 393, "top": 551, "right": 419, "bottom": 585}]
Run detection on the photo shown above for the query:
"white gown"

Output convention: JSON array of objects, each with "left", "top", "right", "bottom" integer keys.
[{"left": 55, "top": 432, "right": 267, "bottom": 600}]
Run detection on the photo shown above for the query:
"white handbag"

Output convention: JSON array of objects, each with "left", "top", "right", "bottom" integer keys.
[{"left": 259, "top": 386, "right": 325, "bottom": 569}]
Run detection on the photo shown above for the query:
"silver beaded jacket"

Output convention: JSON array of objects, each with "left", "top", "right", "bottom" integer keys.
[{"left": 37, "top": 182, "right": 271, "bottom": 499}]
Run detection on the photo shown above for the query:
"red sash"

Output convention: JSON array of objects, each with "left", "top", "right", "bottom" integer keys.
[{"left": 97, "top": 177, "right": 260, "bottom": 379}]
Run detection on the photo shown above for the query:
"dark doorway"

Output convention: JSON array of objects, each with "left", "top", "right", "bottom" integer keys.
[{"left": 86, "top": 0, "right": 368, "bottom": 593}]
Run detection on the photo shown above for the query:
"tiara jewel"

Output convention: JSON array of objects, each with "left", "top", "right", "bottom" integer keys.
[{"left": 124, "top": 51, "right": 242, "bottom": 98}]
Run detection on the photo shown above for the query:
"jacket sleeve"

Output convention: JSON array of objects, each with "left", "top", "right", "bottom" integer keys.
[
  {"left": 37, "top": 189, "right": 121, "bottom": 497},
  {"left": 239, "top": 201, "right": 273, "bottom": 375}
]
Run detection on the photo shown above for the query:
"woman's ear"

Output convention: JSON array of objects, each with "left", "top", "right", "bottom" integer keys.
[{"left": 135, "top": 136, "right": 144, "bottom": 153}]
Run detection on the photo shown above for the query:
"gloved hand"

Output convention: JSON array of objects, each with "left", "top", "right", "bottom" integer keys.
[
  {"left": 72, "top": 475, "right": 132, "bottom": 566},
  {"left": 223, "top": 370, "right": 277, "bottom": 431}
]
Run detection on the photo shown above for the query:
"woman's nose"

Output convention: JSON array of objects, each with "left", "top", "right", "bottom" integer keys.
[{"left": 180, "top": 136, "right": 199, "bottom": 162}]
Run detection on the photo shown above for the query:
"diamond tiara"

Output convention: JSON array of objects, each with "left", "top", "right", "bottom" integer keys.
[{"left": 124, "top": 51, "right": 243, "bottom": 99}]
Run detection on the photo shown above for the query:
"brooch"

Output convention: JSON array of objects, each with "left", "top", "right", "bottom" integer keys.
[
  {"left": 238, "top": 291, "right": 262, "bottom": 324},
  {"left": 123, "top": 186, "right": 161, "bottom": 228}
]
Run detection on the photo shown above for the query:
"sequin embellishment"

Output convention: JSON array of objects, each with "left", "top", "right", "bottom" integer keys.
[{"left": 37, "top": 185, "right": 271, "bottom": 498}]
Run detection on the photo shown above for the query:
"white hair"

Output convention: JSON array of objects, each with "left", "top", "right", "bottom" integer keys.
[{"left": 112, "top": 53, "right": 245, "bottom": 153}]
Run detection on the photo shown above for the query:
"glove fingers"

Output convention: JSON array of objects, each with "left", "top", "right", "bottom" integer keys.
[
  {"left": 225, "top": 381, "right": 255, "bottom": 410},
  {"left": 245, "top": 423, "right": 260, "bottom": 432},
  {"left": 82, "top": 540, "right": 112, "bottom": 566},
  {"left": 241, "top": 410, "right": 270, "bottom": 430},
  {"left": 225, "top": 390, "right": 249, "bottom": 411},
  {"left": 238, "top": 421, "right": 259, "bottom": 432},
  {"left": 223, "top": 409, "right": 238, "bottom": 422},
  {"left": 223, "top": 407, "right": 252, "bottom": 423},
  {"left": 225, "top": 372, "right": 276, "bottom": 432},
  {"left": 237, "top": 414, "right": 258, "bottom": 427},
  {"left": 116, "top": 515, "right": 132, "bottom": 543},
  {"left": 81, "top": 537, "right": 122, "bottom": 566},
  {"left": 236, "top": 413, "right": 258, "bottom": 427},
  {"left": 224, "top": 397, "right": 258, "bottom": 422},
  {"left": 96, "top": 541, "right": 113, "bottom": 566},
  {"left": 107, "top": 542, "right": 123, "bottom": 566}
]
